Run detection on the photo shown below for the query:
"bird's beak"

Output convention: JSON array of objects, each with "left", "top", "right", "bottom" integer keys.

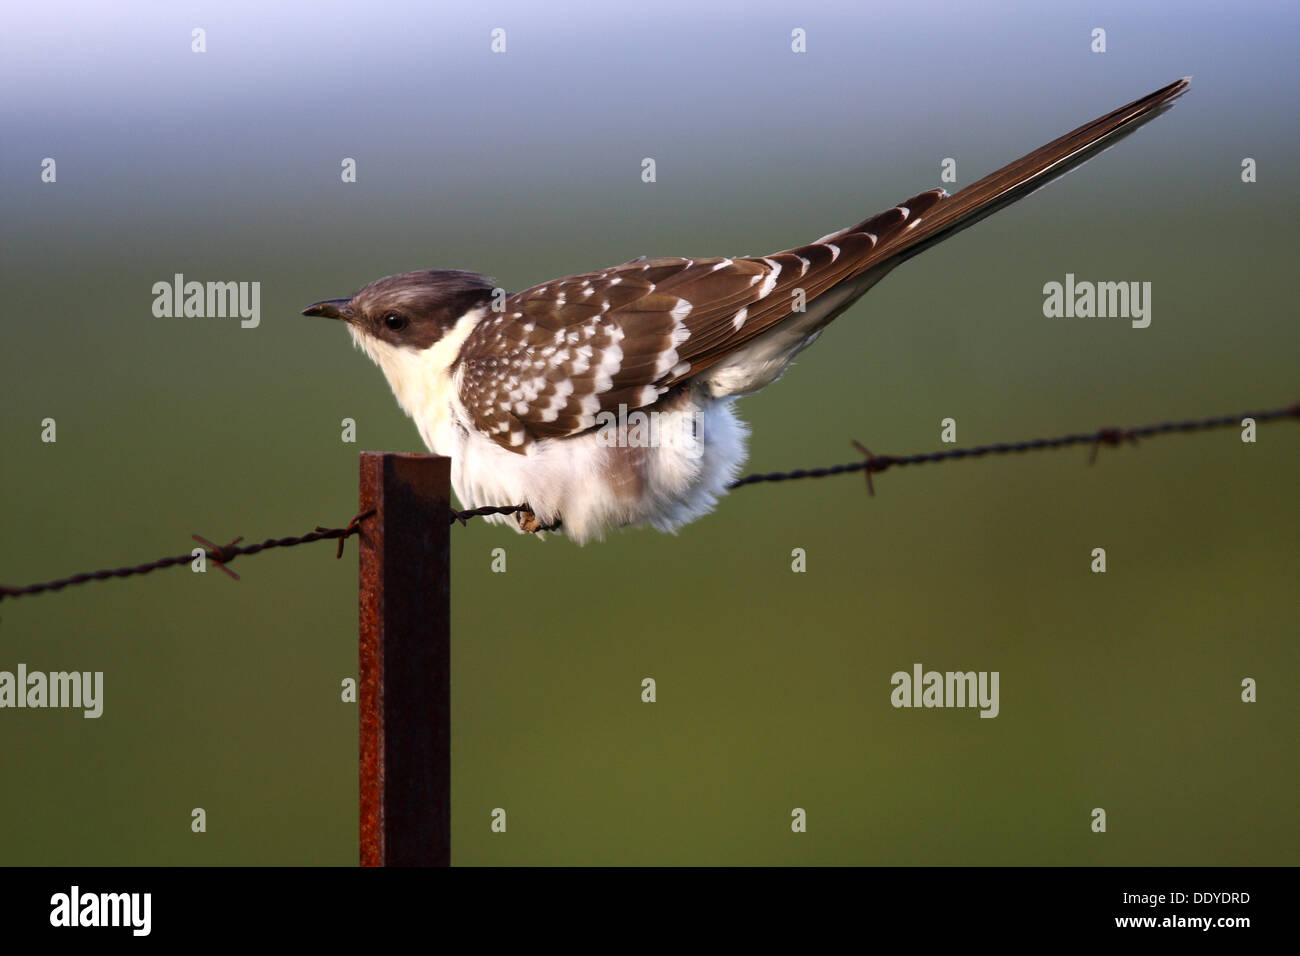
[{"left": 302, "top": 298, "right": 351, "bottom": 320}]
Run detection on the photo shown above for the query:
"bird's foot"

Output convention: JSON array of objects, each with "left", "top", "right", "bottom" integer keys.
[{"left": 516, "top": 507, "right": 562, "bottom": 534}]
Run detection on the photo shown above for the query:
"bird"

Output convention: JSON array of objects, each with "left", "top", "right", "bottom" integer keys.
[{"left": 305, "top": 77, "right": 1190, "bottom": 544}]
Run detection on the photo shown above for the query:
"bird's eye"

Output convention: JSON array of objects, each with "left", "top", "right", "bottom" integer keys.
[{"left": 384, "top": 312, "right": 408, "bottom": 332}]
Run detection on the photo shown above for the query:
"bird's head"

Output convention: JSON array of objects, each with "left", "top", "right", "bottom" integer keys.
[
  {"left": 302, "top": 269, "right": 496, "bottom": 352},
  {"left": 304, "top": 269, "right": 498, "bottom": 425}
]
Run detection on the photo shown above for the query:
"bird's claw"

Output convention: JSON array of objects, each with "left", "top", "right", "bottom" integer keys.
[{"left": 516, "top": 507, "right": 561, "bottom": 534}]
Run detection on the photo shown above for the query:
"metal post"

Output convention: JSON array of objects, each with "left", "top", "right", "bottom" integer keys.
[{"left": 357, "top": 452, "right": 451, "bottom": 866}]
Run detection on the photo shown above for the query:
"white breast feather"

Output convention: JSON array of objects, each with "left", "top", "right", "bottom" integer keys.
[{"left": 352, "top": 305, "right": 749, "bottom": 544}]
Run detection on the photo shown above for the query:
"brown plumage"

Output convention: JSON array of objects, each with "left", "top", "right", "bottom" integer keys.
[{"left": 451, "top": 78, "right": 1192, "bottom": 453}]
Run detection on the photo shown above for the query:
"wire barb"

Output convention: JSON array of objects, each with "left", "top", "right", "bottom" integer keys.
[
  {"left": 191, "top": 535, "right": 245, "bottom": 581},
  {"left": 1088, "top": 427, "right": 1140, "bottom": 465},
  {"left": 850, "top": 440, "right": 894, "bottom": 496},
  {"left": 318, "top": 508, "right": 376, "bottom": 559}
]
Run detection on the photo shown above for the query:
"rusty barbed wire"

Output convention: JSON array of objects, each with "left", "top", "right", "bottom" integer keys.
[
  {"left": 0, "top": 509, "right": 375, "bottom": 602},
  {"left": 2, "top": 405, "right": 1294, "bottom": 600}
]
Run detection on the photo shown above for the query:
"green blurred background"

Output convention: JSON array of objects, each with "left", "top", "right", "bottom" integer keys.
[{"left": 0, "top": 0, "right": 1295, "bottom": 865}]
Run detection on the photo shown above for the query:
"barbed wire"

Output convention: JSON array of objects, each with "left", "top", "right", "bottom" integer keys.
[
  {"left": 0, "top": 510, "right": 375, "bottom": 602},
  {"left": 449, "top": 504, "right": 531, "bottom": 525},
  {"left": 725, "top": 404, "right": 1300, "bottom": 493},
  {"left": 2, "top": 404, "right": 1294, "bottom": 602},
  {"left": 451, "top": 404, "right": 1297, "bottom": 514}
]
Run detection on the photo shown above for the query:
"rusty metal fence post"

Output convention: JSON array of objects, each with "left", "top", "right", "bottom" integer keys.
[{"left": 357, "top": 452, "right": 451, "bottom": 866}]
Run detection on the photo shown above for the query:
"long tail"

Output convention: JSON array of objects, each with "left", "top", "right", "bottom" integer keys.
[
  {"left": 854, "top": 77, "right": 1192, "bottom": 266},
  {"left": 652, "top": 78, "right": 1191, "bottom": 387}
]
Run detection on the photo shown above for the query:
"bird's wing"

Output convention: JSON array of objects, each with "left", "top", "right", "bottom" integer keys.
[
  {"left": 456, "top": 254, "right": 790, "bottom": 450},
  {"left": 457, "top": 77, "right": 1189, "bottom": 453}
]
